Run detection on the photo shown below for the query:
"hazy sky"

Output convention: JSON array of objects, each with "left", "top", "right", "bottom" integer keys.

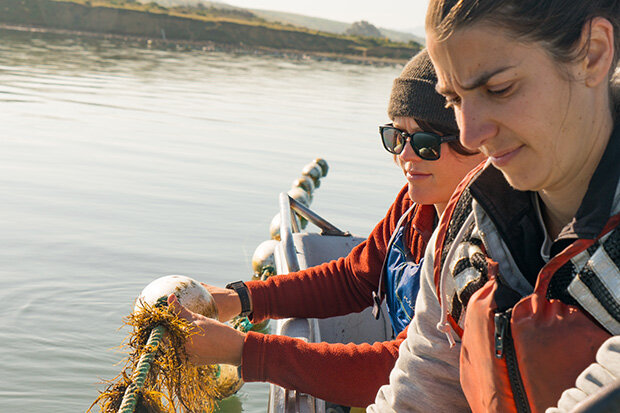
[{"left": 221, "top": 0, "right": 430, "bottom": 34}]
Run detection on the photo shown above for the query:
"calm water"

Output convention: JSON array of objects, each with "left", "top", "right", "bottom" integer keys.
[{"left": 0, "top": 29, "right": 405, "bottom": 412}]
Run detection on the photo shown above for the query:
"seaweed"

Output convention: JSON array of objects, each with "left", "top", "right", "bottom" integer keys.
[{"left": 89, "top": 301, "right": 228, "bottom": 413}]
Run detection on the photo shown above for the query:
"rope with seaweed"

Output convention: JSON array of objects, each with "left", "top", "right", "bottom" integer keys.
[
  {"left": 117, "top": 299, "right": 168, "bottom": 413},
  {"left": 89, "top": 276, "right": 240, "bottom": 413}
]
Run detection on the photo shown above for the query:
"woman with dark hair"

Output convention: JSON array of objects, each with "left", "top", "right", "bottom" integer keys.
[
  {"left": 368, "top": 1, "right": 620, "bottom": 412},
  {"left": 167, "top": 49, "right": 485, "bottom": 408}
]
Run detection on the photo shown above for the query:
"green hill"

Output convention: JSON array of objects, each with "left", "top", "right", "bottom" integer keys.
[
  {"left": 136, "top": 0, "right": 425, "bottom": 44},
  {"left": 0, "top": 0, "right": 422, "bottom": 61},
  {"left": 247, "top": 9, "right": 425, "bottom": 44}
]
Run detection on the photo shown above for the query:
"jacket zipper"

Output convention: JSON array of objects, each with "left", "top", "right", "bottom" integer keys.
[{"left": 494, "top": 309, "right": 531, "bottom": 413}]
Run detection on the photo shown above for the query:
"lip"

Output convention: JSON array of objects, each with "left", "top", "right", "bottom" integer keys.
[
  {"left": 406, "top": 170, "right": 432, "bottom": 181},
  {"left": 488, "top": 145, "right": 523, "bottom": 168}
]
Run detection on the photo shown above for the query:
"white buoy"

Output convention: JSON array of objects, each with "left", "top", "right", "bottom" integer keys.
[
  {"left": 314, "top": 158, "right": 329, "bottom": 177},
  {"left": 301, "top": 163, "right": 322, "bottom": 187},
  {"left": 252, "top": 240, "right": 278, "bottom": 275},
  {"left": 218, "top": 363, "right": 244, "bottom": 396},
  {"left": 135, "top": 275, "right": 218, "bottom": 320},
  {"left": 287, "top": 186, "right": 310, "bottom": 206},
  {"left": 292, "top": 175, "right": 315, "bottom": 195},
  {"left": 269, "top": 213, "right": 281, "bottom": 241}
]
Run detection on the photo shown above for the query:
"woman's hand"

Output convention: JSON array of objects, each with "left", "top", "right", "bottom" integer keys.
[
  {"left": 168, "top": 294, "right": 245, "bottom": 366},
  {"left": 200, "top": 283, "right": 243, "bottom": 322}
]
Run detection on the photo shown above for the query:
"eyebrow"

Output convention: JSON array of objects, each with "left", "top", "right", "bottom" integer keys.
[{"left": 436, "top": 65, "right": 516, "bottom": 94}]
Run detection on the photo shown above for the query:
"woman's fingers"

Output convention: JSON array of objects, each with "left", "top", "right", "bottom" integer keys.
[
  {"left": 167, "top": 293, "right": 195, "bottom": 321},
  {"left": 166, "top": 293, "right": 245, "bottom": 366}
]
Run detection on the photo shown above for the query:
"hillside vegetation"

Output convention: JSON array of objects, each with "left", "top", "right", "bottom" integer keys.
[
  {"left": 0, "top": 0, "right": 422, "bottom": 61},
  {"left": 133, "top": 0, "right": 425, "bottom": 44}
]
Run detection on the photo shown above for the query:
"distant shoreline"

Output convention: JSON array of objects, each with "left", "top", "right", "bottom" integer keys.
[
  {"left": 0, "top": 23, "right": 408, "bottom": 67},
  {"left": 0, "top": 0, "right": 421, "bottom": 66}
]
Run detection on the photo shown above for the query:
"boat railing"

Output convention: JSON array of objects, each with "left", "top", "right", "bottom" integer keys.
[
  {"left": 278, "top": 192, "right": 301, "bottom": 273},
  {"left": 273, "top": 192, "right": 332, "bottom": 413},
  {"left": 287, "top": 195, "right": 349, "bottom": 237},
  {"left": 278, "top": 192, "right": 350, "bottom": 274}
]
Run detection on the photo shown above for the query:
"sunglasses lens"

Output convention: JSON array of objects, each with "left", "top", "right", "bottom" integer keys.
[
  {"left": 381, "top": 128, "right": 405, "bottom": 154},
  {"left": 412, "top": 132, "right": 441, "bottom": 160}
]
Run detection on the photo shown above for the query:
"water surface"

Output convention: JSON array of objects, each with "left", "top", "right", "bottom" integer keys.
[{"left": 0, "top": 29, "right": 405, "bottom": 412}]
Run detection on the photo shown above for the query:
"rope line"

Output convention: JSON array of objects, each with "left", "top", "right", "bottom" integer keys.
[{"left": 117, "top": 320, "right": 166, "bottom": 412}]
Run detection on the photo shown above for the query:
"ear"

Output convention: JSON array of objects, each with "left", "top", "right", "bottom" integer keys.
[{"left": 582, "top": 17, "right": 615, "bottom": 88}]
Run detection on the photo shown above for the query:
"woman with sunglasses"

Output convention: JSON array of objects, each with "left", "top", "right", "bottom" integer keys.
[
  {"left": 368, "top": 1, "right": 620, "bottom": 412},
  {"left": 167, "top": 50, "right": 485, "bottom": 408}
]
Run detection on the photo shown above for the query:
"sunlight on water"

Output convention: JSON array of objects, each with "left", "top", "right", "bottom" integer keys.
[{"left": 0, "top": 29, "right": 405, "bottom": 412}]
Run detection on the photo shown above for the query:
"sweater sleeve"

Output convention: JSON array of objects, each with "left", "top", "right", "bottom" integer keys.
[
  {"left": 367, "top": 231, "right": 469, "bottom": 412},
  {"left": 246, "top": 185, "right": 413, "bottom": 322},
  {"left": 241, "top": 327, "right": 409, "bottom": 408}
]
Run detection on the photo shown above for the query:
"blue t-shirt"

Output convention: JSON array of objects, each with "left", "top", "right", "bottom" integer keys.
[{"left": 383, "top": 222, "right": 422, "bottom": 334}]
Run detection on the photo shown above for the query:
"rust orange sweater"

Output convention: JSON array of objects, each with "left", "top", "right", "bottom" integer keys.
[{"left": 241, "top": 185, "right": 436, "bottom": 407}]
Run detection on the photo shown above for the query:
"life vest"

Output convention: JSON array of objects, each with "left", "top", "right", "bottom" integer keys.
[
  {"left": 372, "top": 204, "right": 423, "bottom": 335},
  {"left": 434, "top": 165, "right": 619, "bottom": 413}
]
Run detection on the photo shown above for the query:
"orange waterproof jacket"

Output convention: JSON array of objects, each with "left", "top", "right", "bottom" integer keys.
[
  {"left": 433, "top": 138, "right": 620, "bottom": 412},
  {"left": 457, "top": 227, "right": 616, "bottom": 412}
]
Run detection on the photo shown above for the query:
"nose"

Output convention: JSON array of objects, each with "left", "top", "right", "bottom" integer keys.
[
  {"left": 398, "top": 137, "right": 423, "bottom": 163},
  {"left": 456, "top": 99, "right": 497, "bottom": 151}
]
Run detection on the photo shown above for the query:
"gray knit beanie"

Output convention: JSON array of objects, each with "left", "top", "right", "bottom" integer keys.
[{"left": 388, "top": 49, "right": 458, "bottom": 132}]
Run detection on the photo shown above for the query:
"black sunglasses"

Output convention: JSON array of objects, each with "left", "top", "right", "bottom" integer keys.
[{"left": 379, "top": 124, "right": 458, "bottom": 161}]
